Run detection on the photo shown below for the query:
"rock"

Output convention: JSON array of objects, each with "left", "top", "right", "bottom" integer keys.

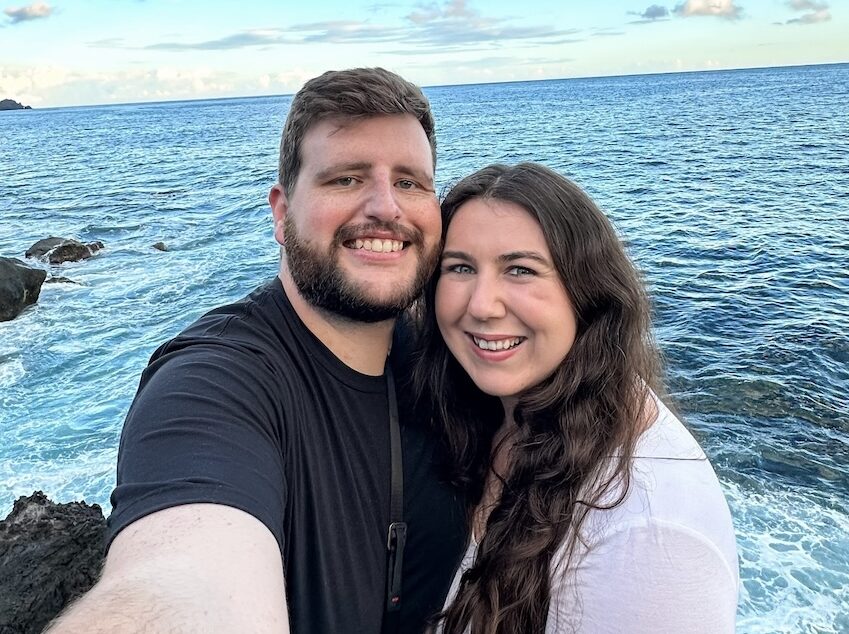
[
  {"left": 48, "top": 240, "right": 104, "bottom": 264},
  {"left": 0, "top": 492, "right": 106, "bottom": 634},
  {"left": 45, "top": 276, "right": 77, "bottom": 284},
  {"left": 0, "top": 257, "right": 47, "bottom": 322},
  {"left": 25, "top": 237, "right": 65, "bottom": 259},
  {"left": 0, "top": 99, "right": 31, "bottom": 111},
  {"left": 152, "top": 241, "right": 168, "bottom": 252},
  {"left": 25, "top": 237, "right": 104, "bottom": 264}
]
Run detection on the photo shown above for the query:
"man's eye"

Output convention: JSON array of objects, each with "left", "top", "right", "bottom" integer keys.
[
  {"left": 334, "top": 177, "right": 356, "bottom": 186},
  {"left": 397, "top": 179, "right": 417, "bottom": 190}
]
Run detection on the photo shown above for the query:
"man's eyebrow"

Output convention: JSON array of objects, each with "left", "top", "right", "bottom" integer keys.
[
  {"left": 313, "top": 162, "right": 372, "bottom": 181},
  {"left": 312, "top": 162, "right": 434, "bottom": 188}
]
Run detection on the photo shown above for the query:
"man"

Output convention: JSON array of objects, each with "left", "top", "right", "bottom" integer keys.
[{"left": 49, "top": 68, "right": 468, "bottom": 633}]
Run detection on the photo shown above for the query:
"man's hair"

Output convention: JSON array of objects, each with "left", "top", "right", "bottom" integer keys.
[{"left": 277, "top": 67, "right": 436, "bottom": 194}]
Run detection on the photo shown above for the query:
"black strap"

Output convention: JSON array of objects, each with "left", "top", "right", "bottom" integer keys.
[{"left": 382, "top": 366, "right": 406, "bottom": 634}]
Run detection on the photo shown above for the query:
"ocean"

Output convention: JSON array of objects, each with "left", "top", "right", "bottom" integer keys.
[{"left": 1, "top": 63, "right": 847, "bottom": 632}]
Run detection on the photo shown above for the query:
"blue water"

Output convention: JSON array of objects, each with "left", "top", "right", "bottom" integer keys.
[{"left": 2, "top": 63, "right": 848, "bottom": 632}]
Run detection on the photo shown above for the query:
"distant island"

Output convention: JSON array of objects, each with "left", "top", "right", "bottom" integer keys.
[{"left": 1, "top": 99, "right": 31, "bottom": 111}]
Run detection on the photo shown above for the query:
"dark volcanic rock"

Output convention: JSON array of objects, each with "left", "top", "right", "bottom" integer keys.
[
  {"left": 152, "top": 241, "right": 168, "bottom": 252},
  {"left": 25, "top": 237, "right": 104, "bottom": 264},
  {"left": 0, "top": 257, "right": 47, "bottom": 322},
  {"left": 44, "top": 276, "right": 78, "bottom": 285},
  {"left": 0, "top": 99, "right": 31, "bottom": 111},
  {"left": 25, "top": 237, "right": 65, "bottom": 259},
  {"left": 0, "top": 492, "right": 106, "bottom": 634},
  {"left": 48, "top": 241, "right": 104, "bottom": 264}
]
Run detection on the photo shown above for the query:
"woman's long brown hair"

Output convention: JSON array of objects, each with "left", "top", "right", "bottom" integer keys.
[{"left": 414, "top": 163, "right": 663, "bottom": 633}]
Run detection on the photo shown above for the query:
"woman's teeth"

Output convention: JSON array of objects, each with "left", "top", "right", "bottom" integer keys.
[{"left": 472, "top": 336, "right": 523, "bottom": 351}]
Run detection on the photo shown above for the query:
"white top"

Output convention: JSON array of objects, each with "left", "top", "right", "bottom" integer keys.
[{"left": 444, "top": 399, "right": 739, "bottom": 633}]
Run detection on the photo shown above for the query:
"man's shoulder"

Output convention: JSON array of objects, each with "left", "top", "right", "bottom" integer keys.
[
  {"left": 182, "top": 278, "right": 284, "bottom": 338},
  {"left": 143, "top": 278, "right": 308, "bottom": 386},
  {"left": 154, "top": 279, "right": 284, "bottom": 351}
]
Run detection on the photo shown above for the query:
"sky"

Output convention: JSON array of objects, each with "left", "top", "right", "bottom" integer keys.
[{"left": 1, "top": 0, "right": 846, "bottom": 108}]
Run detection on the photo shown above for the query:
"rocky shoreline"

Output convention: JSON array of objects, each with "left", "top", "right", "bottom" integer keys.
[
  {"left": 0, "top": 237, "right": 105, "bottom": 322},
  {"left": 0, "top": 236, "right": 173, "bottom": 322},
  {"left": 0, "top": 492, "right": 106, "bottom": 633}
]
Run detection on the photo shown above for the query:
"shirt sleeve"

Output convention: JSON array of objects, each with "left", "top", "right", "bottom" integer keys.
[
  {"left": 106, "top": 342, "right": 289, "bottom": 553},
  {"left": 547, "top": 520, "right": 739, "bottom": 634}
]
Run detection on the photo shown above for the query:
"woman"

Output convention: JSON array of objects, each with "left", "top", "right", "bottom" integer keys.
[{"left": 416, "top": 163, "right": 738, "bottom": 633}]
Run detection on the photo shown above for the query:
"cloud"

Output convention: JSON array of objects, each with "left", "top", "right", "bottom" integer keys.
[
  {"left": 673, "top": 0, "right": 742, "bottom": 19},
  {"left": 0, "top": 63, "right": 301, "bottom": 107},
  {"left": 592, "top": 29, "right": 626, "bottom": 37},
  {"left": 88, "top": 38, "right": 125, "bottom": 48},
  {"left": 138, "top": 1, "right": 578, "bottom": 52},
  {"left": 293, "top": 21, "right": 406, "bottom": 43},
  {"left": 785, "top": 0, "right": 831, "bottom": 23},
  {"left": 629, "top": 4, "right": 670, "bottom": 21},
  {"left": 402, "top": 0, "right": 580, "bottom": 48},
  {"left": 145, "top": 30, "right": 293, "bottom": 51},
  {"left": 787, "top": 0, "right": 826, "bottom": 9},
  {"left": 3, "top": 1, "right": 53, "bottom": 23}
]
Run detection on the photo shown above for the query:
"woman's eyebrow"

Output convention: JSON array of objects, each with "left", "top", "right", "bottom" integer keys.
[
  {"left": 441, "top": 250, "right": 472, "bottom": 261},
  {"left": 498, "top": 251, "right": 549, "bottom": 264}
]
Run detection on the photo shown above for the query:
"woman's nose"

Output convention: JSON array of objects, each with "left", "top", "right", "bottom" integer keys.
[{"left": 466, "top": 276, "right": 507, "bottom": 321}]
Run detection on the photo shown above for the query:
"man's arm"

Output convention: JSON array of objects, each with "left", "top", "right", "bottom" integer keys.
[{"left": 47, "top": 504, "right": 289, "bottom": 633}]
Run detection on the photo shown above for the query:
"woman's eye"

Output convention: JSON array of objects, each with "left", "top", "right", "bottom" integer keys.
[
  {"left": 507, "top": 265, "right": 535, "bottom": 277},
  {"left": 334, "top": 177, "right": 356, "bottom": 186},
  {"left": 443, "top": 263, "right": 473, "bottom": 275}
]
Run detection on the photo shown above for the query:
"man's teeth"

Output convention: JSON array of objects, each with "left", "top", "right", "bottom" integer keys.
[
  {"left": 472, "top": 336, "right": 523, "bottom": 351},
  {"left": 352, "top": 238, "right": 404, "bottom": 253}
]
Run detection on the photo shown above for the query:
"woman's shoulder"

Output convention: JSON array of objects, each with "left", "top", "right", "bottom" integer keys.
[
  {"left": 633, "top": 396, "right": 706, "bottom": 460},
  {"left": 545, "top": 401, "right": 740, "bottom": 632},
  {"left": 578, "top": 397, "right": 738, "bottom": 581}
]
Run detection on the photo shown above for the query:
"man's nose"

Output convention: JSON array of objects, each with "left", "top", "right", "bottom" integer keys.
[
  {"left": 363, "top": 179, "right": 401, "bottom": 222},
  {"left": 467, "top": 276, "right": 507, "bottom": 322}
]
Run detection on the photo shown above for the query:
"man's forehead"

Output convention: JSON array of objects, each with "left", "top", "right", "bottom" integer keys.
[
  {"left": 300, "top": 115, "right": 434, "bottom": 171},
  {"left": 305, "top": 113, "right": 422, "bottom": 138}
]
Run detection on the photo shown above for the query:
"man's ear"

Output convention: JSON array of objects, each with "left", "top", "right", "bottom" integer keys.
[{"left": 269, "top": 184, "right": 289, "bottom": 247}]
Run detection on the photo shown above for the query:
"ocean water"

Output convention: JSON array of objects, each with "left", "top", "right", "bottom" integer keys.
[{"left": 1, "top": 63, "right": 847, "bottom": 631}]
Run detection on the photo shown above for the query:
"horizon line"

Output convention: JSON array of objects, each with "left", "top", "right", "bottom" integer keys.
[{"left": 6, "top": 59, "right": 847, "bottom": 111}]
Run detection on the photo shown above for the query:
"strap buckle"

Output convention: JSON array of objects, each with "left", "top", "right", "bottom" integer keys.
[{"left": 385, "top": 521, "right": 408, "bottom": 612}]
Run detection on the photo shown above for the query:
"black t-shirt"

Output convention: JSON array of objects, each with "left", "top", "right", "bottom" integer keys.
[{"left": 107, "top": 278, "right": 468, "bottom": 633}]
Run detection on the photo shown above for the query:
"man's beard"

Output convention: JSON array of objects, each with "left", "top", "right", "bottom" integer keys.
[{"left": 284, "top": 215, "right": 439, "bottom": 323}]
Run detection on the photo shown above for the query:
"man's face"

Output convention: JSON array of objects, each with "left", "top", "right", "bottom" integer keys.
[{"left": 271, "top": 114, "right": 441, "bottom": 322}]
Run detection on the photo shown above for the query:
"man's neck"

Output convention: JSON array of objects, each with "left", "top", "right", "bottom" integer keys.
[{"left": 279, "top": 273, "right": 395, "bottom": 377}]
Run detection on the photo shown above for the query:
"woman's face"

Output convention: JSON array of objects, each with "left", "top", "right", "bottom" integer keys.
[{"left": 435, "top": 197, "right": 578, "bottom": 399}]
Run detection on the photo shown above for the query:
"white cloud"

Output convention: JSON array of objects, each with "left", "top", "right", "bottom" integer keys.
[
  {"left": 131, "top": 2, "right": 577, "bottom": 53},
  {"left": 0, "top": 64, "right": 287, "bottom": 107},
  {"left": 3, "top": 2, "right": 53, "bottom": 24},
  {"left": 786, "top": 0, "right": 831, "bottom": 24},
  {"left": 673, "top": 0, "right": 742, "bottom": 19},
  {"left": 788, "top": 0, "right": 827, "bottom": 9}
]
